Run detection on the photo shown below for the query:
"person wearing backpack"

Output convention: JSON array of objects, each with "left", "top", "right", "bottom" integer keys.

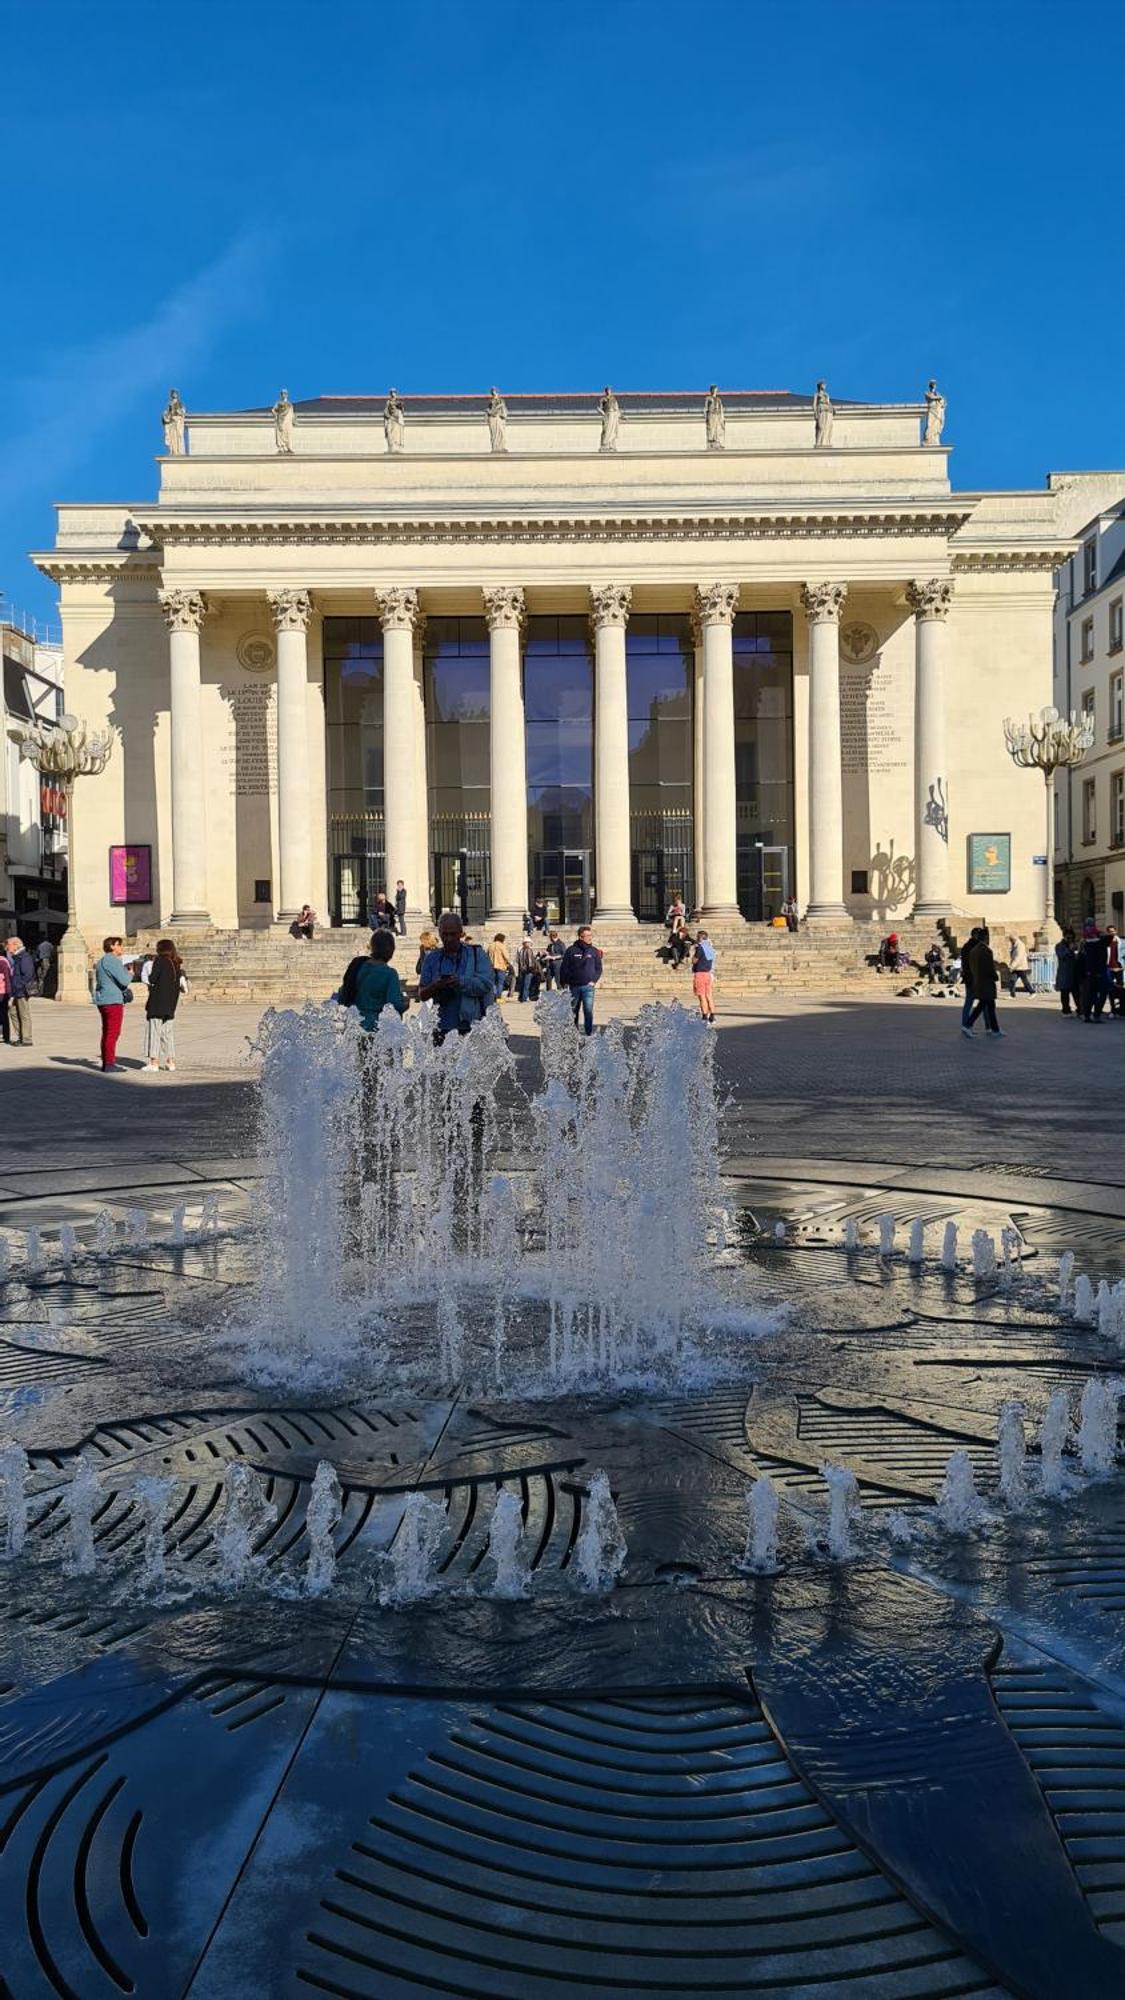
[{"left": 417, "top": 912, "right": 493, "bottom": 1045}]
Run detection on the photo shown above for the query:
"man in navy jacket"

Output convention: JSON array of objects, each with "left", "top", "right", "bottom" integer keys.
[{"left": 559, "top": 925, "right": 604, "bottom": 1036}]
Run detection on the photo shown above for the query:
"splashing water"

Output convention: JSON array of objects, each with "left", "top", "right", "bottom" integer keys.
[
  {"left": 135, "top": 1477, "right": 175, "bottom": 1594},
  {"left": 772, "top": 1221, "right": 787, "bottom": 1244},
  {"left": 1096, "top": 1280, "right": 1112, "bottom": 1329},
  {"left": 935, "top": 1449, "right": 987, "bottom": 1532},
  {"left": 1078, "top": 1378, "right": 1122, "bottom": 1478},
  {"left": 169, "top": 1204, "right": 187, "bottom": 1248},
  {"left": 739, "top": 1475, "right": 780, "bottom": 1573},
  {"left": 92, "top": 1210, "right": 116, "bottom": 1256},
  {"left": 0, "top": 1235, "right": 11, "bottom": 1282},
  {"left": 886, "top": 1510, "right": 915, "bottom": 1546},
  {"left": 573, "top": 1470, "right": 627, "bottom": 1592},
  {"left": 908, "top": 1219, "right": 925, "bottom": 1266},
  {"left": 1073, "top": 1275, "right": 1096, "bottom": 1326},
  {"left": 971, "top": 1230, "right": 996, "bottom": 1280},
  {"left": 877, "top": 1214, "right": 896, "bottom": 1258},
  {"left": 25, "top": 1228, "right": 45, "bottom": 1276},
  {"left": 58, "top": 1222, "right": 79, "bottom": 1268},
  {"left": 1057, "top": 1251, "right": 1075, "bottom": 1308},
  {"left": 843, "top": 1218, "right": 860, "bottom": 1252},
  {"left": 941, "top": 1221, "right": 958, "bottom": 1272},
  {"left": 215, "top": 1463, "right": 276, "bottom": 1591},
  {"left": 200, "top": 1193, "right": 221, "bottom": 1239},
  {"left": 124, "top": 1209, "right": 149, "bottom": 1250},
  {"left": 997, "top": 1400, "right": 1029, "bottom": 1510},
  {"left": 380, "top": 1492, "right": 448, "bottom": 1604},
  {"left": 305, "top": 1460, "right": 343, "bottom": 1596},
  {"left": 821, "top": 1465, "right": 861, "bottom": 1560},
  {"left": 64, "top": 1456, "right": 102, "bottom": 1575},
  {"left": 485, "top": 1488, "right": 532, "bottom": 1599},
  {"left": 999, "top": 1227, "right": 1021, "bottom": 1287},
  {"left": 0, "top": 1437, "right": 30, "bottom": 1559},
  {"left": 1039, "top": 1389, "right": 1072, "bottom": 1499}
]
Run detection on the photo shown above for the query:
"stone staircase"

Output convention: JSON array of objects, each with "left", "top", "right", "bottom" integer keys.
[{"left": 124, "top": 920, "right": 948, "bottom": 1003}]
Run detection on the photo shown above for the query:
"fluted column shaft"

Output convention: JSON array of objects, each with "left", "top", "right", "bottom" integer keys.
[
  {"left": 696, "top": 582, "right": 742, "bottom": 919},
  {"left": 802, "top": 581, "right": 850, "bottom": 922},
  {"left": 160, "top": 589, "right": 211, "bottom": 926},
  {"left": 413, "top": 618, "right": 431, "bottom": 918},
  {"left": 591, "top": 585, "right": 636, "bottom": 921},
  {"left": 268, "top": 589, "right": 313, "bottom": 920},
  {"left": 376, "top": 588, "right": 426, "bottom": 928},
  {"left": 484, "top": 587, "right": 528, "bottom": 924},
  {"left": 908, "top": 579, "right": 953, "bottom": 916}
]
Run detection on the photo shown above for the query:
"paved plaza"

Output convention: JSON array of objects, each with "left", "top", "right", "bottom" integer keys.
[{"left": 2, "top": 990, "right": 1125, "bottom": 1998}]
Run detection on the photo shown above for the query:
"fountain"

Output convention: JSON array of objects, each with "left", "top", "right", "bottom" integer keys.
[
  {"left": 169, "top": 1204, "right": 187, "bottom": 1248},
  {"left": 200, "top": 1193, "right": 221, "bottom": 1238},
  {"left": 877, "top": 1213, "right": 896, "bottom": 1258},
  {"left": 908, "top": 1218, "right": 925, "bottom": 1266},
  {"left": 25, "top": 1228, "right": 45, "bottom": 1277},
  {"left": 738, "top": 1475, "right": 781, "bottom": 1574},
  {"left": 1073, "top": 1274, "right": 1096, "bottom": 1326},
  {"left": 485, "top": 1488, "right": 532, "bottom": 1599},
  {"left": 941, "top": 1221, "right": 958, "bottom": 1272},
  {"left": 999, "top": 1227, "right": 1021, "bottom": 1287},
  {"left": 1058, "top": 1251, "right": 1075, "bottom": 1307},
  {"left": 379, "top": 1492, "right": 448, "bottom": 1605},
  {"left": 92, "top": 1209, "right": 116, "bottom": 1256},
  {"left": 772, "top": 1220, "right": 787, "bottom": 1244},
  {"left": 0, "top": 1437, "right": 30, "bottom": 1558},
  {"left": 305, "top": 1460, "right": 343, "bottom": 1596},
  {"left": 843, "top": 1217, "right": 860, "bottom": 1253},
  {"left": 64, "top": 1455, "right": 102, "bottom": 1575},
  {"left": 1099, "top": 1284, "right": 1125, "bottom": 1349},
  {"left": 1096, "top": 1280, "right": 1112, "bottom": 1329},
  {"left": 124, "top": 1209, "right": 149, "bottom": 1250},
  {"left": 1039, "top": 1389, "right": 1072, "bottom": 1498},
  {"left": 821, "top": 1466, "right": 861, "bottom": 1560},
  {"left": 573, "top": 1470, "right": 627, "bottom": 1592},
  {"left": 1078, "top": 1378, "right": 1122, "bottom": 1478},
  {"left": 937, "top": 1449, "right": 987, "bottom": 1532},
  {"left": 997, "top": 1400, "right": 1029, "bottom": 1510},
  {"left": 58, "top": 1222, "right": 80, "bottom": 1268},
  {"left": 885, "top": 1510, "right": 914, "bottom": 1545},
  {"left": 971, "top": 1230, "right": 996, "bottom": 1281},
  {"left": 215, "top": 1463, "right": 276, "bottom": 1591},
  {"left": 135, "top": 1476, "right": 175, "bottom": 1594}
]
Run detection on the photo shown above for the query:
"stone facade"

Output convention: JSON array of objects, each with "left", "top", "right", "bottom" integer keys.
[{"left": 31, "top": 387, "right": 1081, "bottom": 941}]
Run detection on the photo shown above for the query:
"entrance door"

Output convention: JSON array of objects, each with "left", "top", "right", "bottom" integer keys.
[
  {"left": 434, "top": 849, "right": 490, "bottom": 926},
  {"left": 333, "top": 853, "right": 378, "bottom": 926},
  {"left": 561, "top": 849, "right": 591, "bottom": 926},
  {"left": 738, "top": 843, "right": 790, "bottom": 922}
]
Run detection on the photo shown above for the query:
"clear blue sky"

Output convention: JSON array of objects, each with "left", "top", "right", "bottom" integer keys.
[{"left": 3, "top": 0, "right": 1123, "bottom": 627}]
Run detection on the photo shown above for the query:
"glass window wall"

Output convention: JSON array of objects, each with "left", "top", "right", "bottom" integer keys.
[
  {"left": 324, "top": 618, "right": 384, "bottom": 814},
  {"left": 734, "top": 611, "right": 795, "bottom": 917}
]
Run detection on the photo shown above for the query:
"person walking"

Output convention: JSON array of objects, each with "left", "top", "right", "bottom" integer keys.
[
  {"left": 1054, "top": 929, "right": 1079, "bottom": 1015},
  {"left": 5, "top": 936, "right": 37, "bottom": 1046},
  {"left": 394, "top": 880, "right": 407, "bottom": 936},
  {"left": 559, "top": 923, "right": 604, "bottom": 1036},
  {"left": 338, "top": 928, "right": 407, "bottom": 1029},
  {"left": 692, "top": 930, "right": 716, "bottom": 1021},
  {"left": 93, "top": 935, "right": 134, "bottom": 1070},
  {"left": 418, "top": 911, "right": 494, "bottom": 1043},
  {"left": 1007, "top": 934, "right": 1033, "bottom": 995},
  {"left": 488, "top": 933, "right": 513, "bottom": 1000},
  {"left": 959, "top": 926, "right": 984, "bottom": 1036},
  {"left": 143, "top": 938, "right": 185, "bottom": 1071},
  {"left": 965, "top": 928, "right": 1003, "bottom": 1038},
  {"left": 0, "top": 949, "right": 11, "bottom": 1046}
]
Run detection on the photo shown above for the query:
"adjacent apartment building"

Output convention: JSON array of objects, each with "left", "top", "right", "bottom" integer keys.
[
  {"left": 1, "top": 616, "right": 67, "bottom": 946},
  {"left": 1053, "top": 491, "right": 1125, "bottom": 930}
]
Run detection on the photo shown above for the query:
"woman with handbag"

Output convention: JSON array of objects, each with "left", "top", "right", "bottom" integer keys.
[{"left": 93, "top": 936, "right": 134, "bottom": 1071}]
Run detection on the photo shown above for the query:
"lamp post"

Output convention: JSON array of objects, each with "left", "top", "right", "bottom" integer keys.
[
  {"left": 8, "top": 713, "right": 115, "bottom": 1003},
  {"left": 1002, "top": 705, "right": 1093, "bottom": 948}
]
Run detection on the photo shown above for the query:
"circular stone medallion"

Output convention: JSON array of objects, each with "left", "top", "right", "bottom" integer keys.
[
  {"left": 840, "top": 620, "right": 879, "bottom": 665},
  {"left": 237, "top": 632, "right": 275, "bottom": 673}
]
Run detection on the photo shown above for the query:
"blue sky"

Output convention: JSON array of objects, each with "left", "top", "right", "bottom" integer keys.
[{"left": 3, "top": 0, "right": 1123, "bottom": 627}]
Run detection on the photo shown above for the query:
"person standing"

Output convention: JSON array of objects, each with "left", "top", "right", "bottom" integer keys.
[
  {"left": 394, "top": 880, "right": 407, "bottom": 936},
  {"left": 34, "top": 937, "right": 55, "bottom": 995},
  {"left": 0, "top": 949, "right": 11, "bottom": 1045},
  {"left": 559, "top": 923, "right": 604, "bottom": 1036},
  {"left": 965, "top": 928, "right": 1003, "bottom": 1038},
  {"left": 959, "top": 926, "right": 983, "bottom": 1036},
  {"left": 544, "top": 928, "right": 565, "bottom": 991},
  {"left": 144, "top": 938, "right": 185, "bottom": 1071},
  {"left": 93, "top": 935, "right": 134, "bottom": 1070},
  {"left": 691, "top": 930, "right": 716, "bottom": 1022},
  {"left": 516, "top": 935, "right": 537, "bottom": 1002},
  {"left": 1078, "top": 921, "right": 1109, "bottom": 1023},
  {"left": 418, "top": 911, "right": 494, "bottom": 1043},
  {"left": 1007, "top": 934, "right": 1033, "bottom": 995},
  {"left": 1054, "top": 929, "right": 1079, "bottom": 1015},
  {"left": 488, "top": 932, "right": 513, "bottom": 999},
  {"left": 338, "top": 928, "right": 407, "bottom": 1029},
  {"left": 1106, "top": 925, "right": 1124, "bottom": 1017},
  {"left": 4, "top": 937, "right": 37, "bottom": 1046}
]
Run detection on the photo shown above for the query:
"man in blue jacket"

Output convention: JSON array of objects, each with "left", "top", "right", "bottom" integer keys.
[
  {"left": 559, "top": 924, "right": 604, "bottom": 1036},
  {"left": 417, "top": 911, "right": 493, "bottom": 1044},
  {"left": 4, "top": 936, "right": 37, "bottom": 1046}
]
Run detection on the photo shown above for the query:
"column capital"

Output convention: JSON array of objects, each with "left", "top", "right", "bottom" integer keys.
[
  {"left": 589, "top": 583, "right": 632, "bottom": 629},
  {"left": 800, "top": 581, "right": 848, "bottom": 626},
  {"left": 694, "top": 581, "right": 740, "bottom": 627},
  {"left": 267, "top": 587, "right": 314, "bottom": 633},
  {"left": 482, "top": 584, "right": 526, "bottom": 631},
  {"left": 375, "top": 586, "right": 420, "bottom": 632},
  {"left": 159, "top": 587, "right": 206, "bottom": 634},
  {"left": 906, "top": 578, "right": 954, "bottom": 622}
]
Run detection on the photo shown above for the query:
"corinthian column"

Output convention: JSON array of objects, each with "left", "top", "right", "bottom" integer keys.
[
  {"left": 159, "top": 587, "right": 211, "bottom": 926},
  {"left": 375, "top": 587, "right": 426, "bottom": 928},
  {"left": 484, "top": 585, "right": 528, "bottom": 925},
  {"left": 801, "top": 581, "right": 850, "bottom": 923},
  {"left": 267, "top": 588, "right": 314, "bottom": 921},
  {"left": 590, "top": 584, "right": 636, "bottom": 921},
  {"left": 907, "top": 578, "right": 953, "bottom": 916},
  {"left": 695, "top": 582, "right": 742, "bottom": 920}
]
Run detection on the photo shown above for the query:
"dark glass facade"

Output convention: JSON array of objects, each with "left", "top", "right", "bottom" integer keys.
[
  {"left": 424, "top": 616, "right": 491, "bottom": 919},
  {"left": 627, "top": 614, "right": 695, "bottom": 915},
  {"left": 524, "top": 616, "right": 594, "bottom": 853},
  {"left": 734, "top": 610, "right": 795, "bottom": 917},
  {"left": 324, "top": 618, "right": 384, "bottom": 814}
]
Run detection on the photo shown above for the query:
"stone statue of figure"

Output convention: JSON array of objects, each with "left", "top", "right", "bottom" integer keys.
[
  {"left": 162, "top": 388, "right": 186, "bottom": 455},
  {"left": 813, "top": 380, "right": 833, "bottom": 448},
  {"left": 384, "top": 388, "right": 405, "bottom": 453},
  {"left": 273, "top": 389, "right": 294, "bottom": 454},
  {"left": 487, "top": 387, "right": 508, "bottom": 453},
  {"left": 704, "top": 384, "right": 725, "bottom": 450},
  {"left": 599, "top": 386, "right": 621, "bottom": 453},
  {"left": 923, "top": 378, "right": 946, "bottom": 447}
]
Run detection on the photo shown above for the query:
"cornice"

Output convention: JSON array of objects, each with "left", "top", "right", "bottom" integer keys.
[
  {"left": 132, "top": 507, "right": 973, "bottom": 549},
  {"left": 951, "top": 548, "right": 1073, "bottom": 574},
  {"left": 31, "top": 553, "right": 162, "bottom": 582}
]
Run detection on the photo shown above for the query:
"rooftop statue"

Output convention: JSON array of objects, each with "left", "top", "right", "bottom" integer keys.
[
  {"left": 272, "top": 389, "right": 294, "bottom": 454},
  {"left": 487, "top": 387, "right": 508, "bottom": 453},
  {"left": 704, "top": 384, "right": 725, "bottom": 450},
  {"left": 385, "top": 388, "right": 405, "bottom": 453},
  {"left": 813, "top": 380, "right": 833, "bottom": 448},
  {"left": 162, "top": 389, "right": 185, "bottom": 455},
  {"left": 599, "top": 386, "right": 620, "bottom": 453},
  {"left": 923, "top": 378, "right": 947, "bottom": 447}
]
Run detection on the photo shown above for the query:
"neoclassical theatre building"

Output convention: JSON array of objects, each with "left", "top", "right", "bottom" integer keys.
[{"left": 35, "top": 386, "right": 1082, "bottom": 940}]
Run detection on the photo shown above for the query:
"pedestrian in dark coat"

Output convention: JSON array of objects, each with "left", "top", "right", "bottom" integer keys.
[
  {"left": 965, "top": 932, "right": 1003, "bottom": 1038},
  {"left": 1054, "top": 931, "right": 1078, "bottom": 1015}
]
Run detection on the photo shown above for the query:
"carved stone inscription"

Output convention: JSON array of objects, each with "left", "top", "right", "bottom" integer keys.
[
  {"left": 841, "top": 659, "right": 907, "bottom": 776},
  {"left": 219, "top": 682, "right": 277, "bottom": 794}
]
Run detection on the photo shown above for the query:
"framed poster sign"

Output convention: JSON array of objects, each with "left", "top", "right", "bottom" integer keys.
[
  {"left": 109, "top": 843, "right": 153, "bottom": 905},
  {"left": 966, "top": 832, "right": 1011, "bottom": 895}
]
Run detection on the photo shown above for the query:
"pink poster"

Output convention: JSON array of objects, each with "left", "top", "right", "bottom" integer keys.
[{"left": 109, "top": 844, "right": 152, "bottom": 904}]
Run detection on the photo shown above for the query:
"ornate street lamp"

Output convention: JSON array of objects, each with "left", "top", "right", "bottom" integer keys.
[
  {"left": 8, "top": 713, "right": 115, "bottom": 1002},
  {"left": 1002, "top": 705, "right": 1093, "bottom": 946}
]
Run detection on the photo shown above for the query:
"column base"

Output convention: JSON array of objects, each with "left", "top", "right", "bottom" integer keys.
[
  {"left": 55, "top": 928, "right": 93, "bottom": 1006},
  {"left": 169, "top": 909, "right": 213, "bottom": 929},
  {"left": 911, "top": 900, "right": 953, "bottom": 920},
  {"left": 405, "top": 907, "right": 432, "bottom": 933},
  {"left": 804, "top": 904, "right": 851, "bottom": 927},
  {"left": 1033, "top": 918, "right": 1062, "bottom": 950},
  {"left": 699, "top": 902, "right": 744, "bottom": 924},
  {"left": 592, "top": 904, "right": 637, "bottom": 924}
]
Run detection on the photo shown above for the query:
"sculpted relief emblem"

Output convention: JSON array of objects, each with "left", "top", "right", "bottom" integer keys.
[
  {"left": 840, "top": 620, "right": 879, "bottom": 664},
  {"left": 236, "top": 632, "right": 276, "bottom": 673}
]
